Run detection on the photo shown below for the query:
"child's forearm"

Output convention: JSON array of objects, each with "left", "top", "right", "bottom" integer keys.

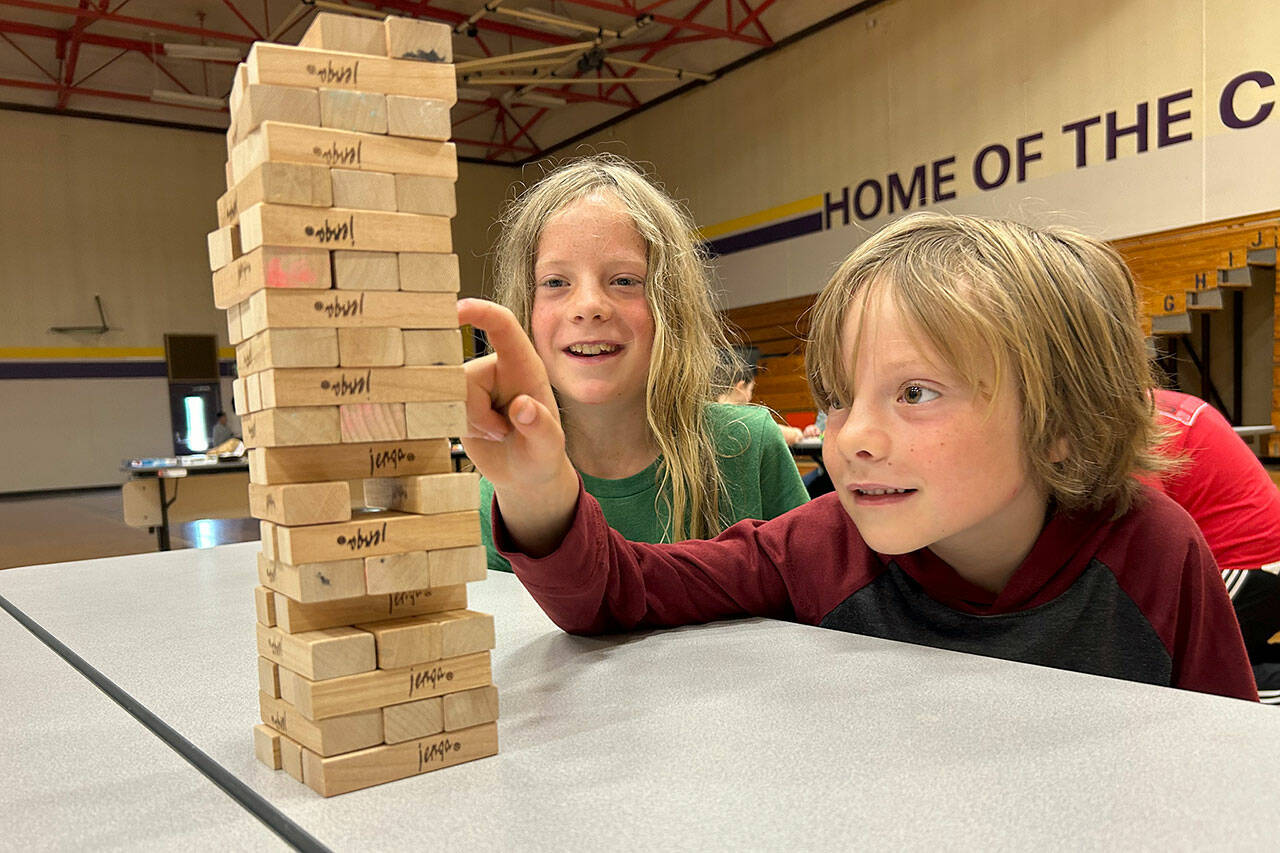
[{"left": 493, "top": 458, "right": 581, "bottom": 557}]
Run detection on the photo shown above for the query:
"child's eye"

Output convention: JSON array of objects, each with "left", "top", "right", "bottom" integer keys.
[
  {"left": 540, "top": 277, "right": 569, "bottom": 289},
  {"left": 899, "top": 384, "right": 940, "bottom": 405},
  {"left": 613, "top": 276, "right": 643, "bottom": 287}
]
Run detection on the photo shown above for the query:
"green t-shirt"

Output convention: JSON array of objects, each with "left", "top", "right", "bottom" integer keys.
[{"left": 479, "top": 403, "right": 810, "bottom": 572}]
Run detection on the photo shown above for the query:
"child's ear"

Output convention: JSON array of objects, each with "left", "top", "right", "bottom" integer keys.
[{"left": 1048, "top": 436, "right": 1070, "bottom": 464}]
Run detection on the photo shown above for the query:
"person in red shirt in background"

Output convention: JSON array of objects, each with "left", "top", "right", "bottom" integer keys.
[{"left": 1150, "top": 388, "right": 1280, "bottom": 704}]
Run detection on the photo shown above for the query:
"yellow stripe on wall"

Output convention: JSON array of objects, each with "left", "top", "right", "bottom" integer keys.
[
  {"left": 698, "top": 194, "right": 824, "bottom": 241},
  {"left": 0, "top": 347, "right": 236, "bottom": 359}
]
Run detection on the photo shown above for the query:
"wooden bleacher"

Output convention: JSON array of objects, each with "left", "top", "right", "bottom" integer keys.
[{"left": 723, "top": 209, "right": 1280, "bottom": 451}]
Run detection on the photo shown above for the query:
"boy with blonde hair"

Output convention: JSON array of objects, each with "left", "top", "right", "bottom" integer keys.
[{"left": 458, "top": 212, "right": 1256, "bottom": 701}]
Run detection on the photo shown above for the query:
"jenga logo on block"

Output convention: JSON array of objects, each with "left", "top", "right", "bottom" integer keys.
[
  {"left": 311, "top": 140, "right": 362, "bottom": 166},
  {"left": 418, "top": 736, "right": 463, "bottom": 770},
  {"left": 305, "top": 60, "right": 359, "bottom": 85},
  {"left": 304, "top": 215, "right": 355, "bottom": 244},
  {"left": 336, "top": 520, "right": 387, "bottom": 551},
  {"left": 313, "top": 293, "right": 365, "bottom": 318},
  {"left": 319, "top": 369, "right": 372, "bottom": 397},
  {"left": 408, "top": 664, "right": 454, "bottom": 697},
  {"left": 369, "top": 446, "right": 416, "bottom": 475}
]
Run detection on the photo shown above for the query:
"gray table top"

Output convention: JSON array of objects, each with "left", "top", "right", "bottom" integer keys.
[
  {"left": 0, "top": 596, "right": 285, "bottom": 852},
  {"left": 2, "top": 542, "right": 1279, "bottom": 851}
]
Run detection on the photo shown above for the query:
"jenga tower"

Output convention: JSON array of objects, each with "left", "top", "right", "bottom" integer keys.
[{"left": 206, "top": 12, "right": 499, "bottom": 797}]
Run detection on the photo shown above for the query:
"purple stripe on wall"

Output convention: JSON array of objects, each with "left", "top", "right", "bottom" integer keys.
[
  {"left": 705, "top": 211, "right": 825, "bottom": 257},
  {"left": 0, "top": 360, "right": 237, "bottom": 380}
]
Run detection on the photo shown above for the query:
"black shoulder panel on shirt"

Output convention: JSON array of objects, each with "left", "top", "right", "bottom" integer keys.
[{"left": 818, "top": 558, "right": 1173, "bottom": 686}]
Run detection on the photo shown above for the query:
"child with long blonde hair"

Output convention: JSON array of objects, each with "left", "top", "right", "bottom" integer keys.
[{"left": 475, "top": 154, "right": 808, "bottom": 571}]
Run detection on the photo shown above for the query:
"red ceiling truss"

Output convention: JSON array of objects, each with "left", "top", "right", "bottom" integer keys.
[{"left": 0, "top": 0, "right": 802, "bottom": 163}]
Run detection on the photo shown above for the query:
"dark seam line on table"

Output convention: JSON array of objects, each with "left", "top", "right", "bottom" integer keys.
[{"left": 0, "top": 591, "right": 331, "bottom": 853}]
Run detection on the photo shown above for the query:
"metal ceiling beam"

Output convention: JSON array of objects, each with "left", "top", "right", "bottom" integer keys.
[
  {"left": 220, "top": 0, "right": 263, "bottom": 40},
  {"left": 326, "top": 1, "right": 576, "bottom": 47},
  {"left": 0, "top": 0, "right": 256, "bottom": 43},
  {"left": 734, "top": 0, "right": 775, "bottom": 39},
  {"left": 555, "top": 0, "right": 768, "bottom": 45},
  {"left": 56, "top": 0, "right": 96, "bottom": 109},
  {"left": 0, "top": 72, "right": 226, "bottom": 108},
  {"left": 0, "top": 16, "right": 160, "bottom": 54}
]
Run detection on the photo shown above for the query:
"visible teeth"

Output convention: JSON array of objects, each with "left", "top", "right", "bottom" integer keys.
[
  {"left": 568, "top": 343, "right": 619, "bottom": 355},
  {"left": 859, "top": 488, "right": 910, "bottom": 495}
]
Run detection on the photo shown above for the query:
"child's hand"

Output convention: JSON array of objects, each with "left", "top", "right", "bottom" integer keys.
[{"left": 457, "top": 298, "right": 579, "bottom": 556}]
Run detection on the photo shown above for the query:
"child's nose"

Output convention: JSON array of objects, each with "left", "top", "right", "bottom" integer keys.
[
  {"left": 832, "top": 404, "right": 890, "bottom": 462},
  {"left": 568, "top": 282, "right": 610, "bottom": 321}
]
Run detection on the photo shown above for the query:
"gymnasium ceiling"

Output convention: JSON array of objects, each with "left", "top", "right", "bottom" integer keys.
[{"left": 0, "top": 1, "right": 877, "bottom": 163}]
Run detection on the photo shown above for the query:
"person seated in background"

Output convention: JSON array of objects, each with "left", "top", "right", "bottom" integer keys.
[
  {"left": 1150, "top": 388, "right": 1280, "bottom": 704},
  {"left": 459, "top": 212, "right": 1257, "bottom": 702},
  {"left": 713, "top": 347, "right": 805, "bottom": 445},
  {"left": 475, "top": 154, "right": 809, "bottom": 573},
  {"left": 211, "top": 411, "right": 236, "bottom": 447}
]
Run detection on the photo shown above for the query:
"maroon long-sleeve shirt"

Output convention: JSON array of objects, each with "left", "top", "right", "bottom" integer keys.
[{"left": 498, "top": 483, "right": 1258, "bottom": 702}]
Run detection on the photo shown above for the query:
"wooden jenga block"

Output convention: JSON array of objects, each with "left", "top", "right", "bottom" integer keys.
[
  {"left": 259, "top": 656, "right": 281, "bottom": 699},
  {"left": 393, "top": 174, "right": 455, "bottom": 216},
  {"left": 237, "top": 328, "right": 340, "bottom": 373},
  {"left": 272, "top": 584, "right": 467, "bottom": 633},
  {"left": 245, "top": 372, "right": 265, "bottom": 412},
  {"left": 320, "top": 89, "right": 389, "bottom": 135},
  {"left": 280, "top": 650, "right": 490, "bottom": 720},
  {"left": 363, "top": 550, "right": 430, "bottom": 596},
  {"left": 212, "top": 246, "right": 331, "bottom": 310},
  {"left": 358, "top": 612, "right": 441, "bottom": 668},
  {"left": 398, "top": 252, "right": 460, "bottom": 292},
  {"left": 249, "top": 438, "right": 452, "bottom": 485},
  {"left": 242, "top": 407, "right": 342, "bottom": 448},
  {"left": 256, "top": 365, "right": 465, "bottom": 408},
  {"left": 240, "top": 289, "right": 456, "bottom": 336},
  {"left": 338, "top": 327, "right": 404, "bottom": 366},
  {"left": 442, "top": 685, "right": 498, "bottom": 732},
  {"left": 436, "top": 610, "right": 495, "bottom": 658},
  {"left": 405, "top": 400, "right": 467, "bottom": 439},
  {"left": 234, "top": 84, "right": 321, "bottom": 143},
  {"left": 217, "top": 186, "right": 238, "bottom": 228},
  {"left": 270, "top": 509, "right": 480, "bottom": 564},
  {"left": 260, "top": 692, "right": 383, "bottom": 756},
  {"left": 249, "top": 481, "right": 352, "bottom": 525},
  {"left": 429, "top": 545, "right": 486, "bottom": 588},
  {"left": 228, "top": 62, "right": 249, "bottom": 114},
  {"left": 330, "top": 168, "right": 396, "bottom": 211},
  {"left": 386, "top": 96, "right": 451, "bottom": 141},
  {"left": 340, "top": 403, "right": 407, "bottom": 442},
  {"left": 362, "top": 472, "right": 480, "bottom": 515},
  {"left": 260, "top": 521, "right": 279, "bottom": 560},
  {"left": 301, "top": 721, "right": 496, "bottom": 797},
  {"left": 384, "top": 16, "right": 453, "bottom": 63},
  {"left": 299, "top": 12, "right": 388, "bottom": 56},
  {"left": 207, "top": 224, "right": 241, "bottom": 271},
  {"left": 247, "top": 43, "right": 456, "bottom": 101},
  {"left": 254, "top": 723, "right": 283, "bottom": 769},
  {"left": 255, "top": 585, "right": 277, "bottom": 626},
  {"left": 259, "top": 552, "right": 367, "bottom": 603},
  {"left": 227, "top": 301, "right": 247, "bottom": 344},
  {"left": 232, "top": 377, "right": 250, "bottom": 416},
  {"left": 279, "top": 732, "right": 305, "bottom": 781},
  {"left": 402, "top": 329, "right": 463, "bottom": 365},
  {"left": 239, "top": 203, "right": 451, "bottom": 254},
  {"left": 232, "top": 121, "right": 456, "bottom": 183},
  {"left": 256, "top": 622, "right": 376, "bottom": 680},
  {"left": 382, "top": 697, "right": 443, "bottom": 744},
  {"left": 225, "top": 157, "right": 235, "bottom": 191},
  {"left": 332, "top": 250, "right": 399, "bottom": 290},
  {"left": 237, "top": 161, "right": 333, "bottom": 211}
]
